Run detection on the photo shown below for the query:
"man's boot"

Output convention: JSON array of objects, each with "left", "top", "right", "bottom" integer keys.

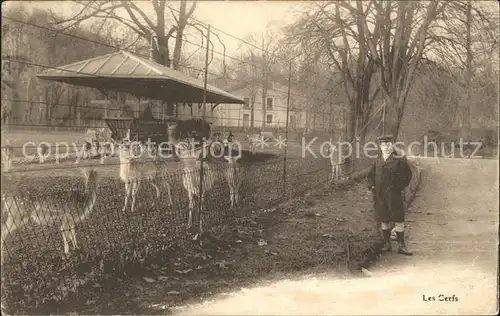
[
  {"left": 396, "top": 231, "right": 413, "bottom": 255},
  {"left": 381, "top": 229, "right": 392, "bottom": 252}
]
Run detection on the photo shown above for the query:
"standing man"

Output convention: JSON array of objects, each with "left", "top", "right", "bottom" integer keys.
[{"left": 367, "top": 134, "right": 413, "bottom": 255}]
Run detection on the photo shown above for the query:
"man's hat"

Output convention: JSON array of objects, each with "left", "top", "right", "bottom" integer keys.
[{"left": 376, "top": 134, "right": 394, "bottom": 143}]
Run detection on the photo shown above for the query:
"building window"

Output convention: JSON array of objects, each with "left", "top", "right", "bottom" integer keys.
[
  {"left": 266, "top": 114, "right": 273, "bottom": 124},
  {"left": 243, "top": 97, "right": 250, "bottom": 109},
  {"left": 266, "top": 97, "right": 273, "bottom": 109},
  {"left": 242, "top": 113, "right": 250, "bottom": 127}
]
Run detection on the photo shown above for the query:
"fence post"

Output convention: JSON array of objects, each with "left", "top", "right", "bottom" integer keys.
[
  {"left": 283, "top": 61, "right": 292, "bottom": 197},
  {"left": 197, "top": 24, "right": 211, "bottom": 236}
]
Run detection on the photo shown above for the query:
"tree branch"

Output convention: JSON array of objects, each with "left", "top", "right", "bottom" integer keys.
[
  {"left": 127, "top": 1, "right": 158, "bottom": 31},
  {"left": 120, "top": 0, "right": 152, "bottom": 35}
]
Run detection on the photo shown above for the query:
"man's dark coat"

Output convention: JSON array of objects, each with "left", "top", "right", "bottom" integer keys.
[{"left": 367, "top": 151, "right": 413, "bottom": 223}]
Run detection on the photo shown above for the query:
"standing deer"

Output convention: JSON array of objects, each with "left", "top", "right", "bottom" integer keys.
[
  {"left": 328, "top": 141, "right": 349, "bottom": 181},
  {"left": 1, "top": 168, "right": 99, "bottom": 263},
  {"left": 1, "top": 141, "right": 13, "bottom": 171},
  {"left": 224, "top": 155, "right": 242, "bottom": 208},
  {"left": 246, "top": 132, "right": 261, "bottom": 155},
  {"left": 115, "top": 140, "right": 172, "bottom": 213},
  {"left": 176, "top": 141, "right": 217, "bottom": 232},
  {"left": 37, "top": 143, "right": 49, "bottom": 163}
]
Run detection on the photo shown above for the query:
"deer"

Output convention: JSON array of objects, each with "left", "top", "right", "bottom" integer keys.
[
  {"left": 114, "top": 140, "right": 172, "bottom": 213},
  {"left": 37, "top": 143, "right": 49, "bottom": 163},
  {"left": 1, "top": 168, "right": 99, "bottom": 263},
  {"left": 223, "top": 155, "right": 242, "bottom": 208},
  {"left": 175, "top": 141, "right": 218, "bottom": 233},
  {"left": 245, "top": 132, "right": 261, "bottom": 155},
  {"left": 83, "top": 140, "right": 94, "bottom": 159},
  {"left": 99, "top": 142, "right": 113, "bottom": 158},
  {"left": 1, "top": 140, "right": 14, "bottom": 171},
  {"left": 328, "top": 141, "right": 349, "bottom": 182}
]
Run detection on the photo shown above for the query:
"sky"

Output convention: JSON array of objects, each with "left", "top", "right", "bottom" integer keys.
[{"left": 3, "top": 1, "right": 307, "bottom": 56}]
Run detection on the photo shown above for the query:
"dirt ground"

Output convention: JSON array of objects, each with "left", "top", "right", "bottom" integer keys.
[
  {"left": 169, "top": 158, "right": 498, "bottom": 316},
  {"left": 28, "top": 178, "right": 378, "bottom": 315},
  {"left": 2, "top": 129, "right": 377, "bottom": 315}
]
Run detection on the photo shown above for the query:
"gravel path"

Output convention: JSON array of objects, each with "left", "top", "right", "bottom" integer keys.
[{"left": 173, "top": 157, "right": 498, "bottom": 315}]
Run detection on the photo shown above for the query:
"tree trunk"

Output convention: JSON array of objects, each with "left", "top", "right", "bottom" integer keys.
[
  {"left": 385, "top": 97, "right": 404, "bottom": 140},
  {"left": 261, "top": 88, "right": 267, "bottom": 128},
  {"left": 464, "top": 0, "right": 473, "bottom": 130},
  {"left": 152, "top": 35, "right": 175, "bottom": 118},
  {"left": 347, "top": 103, "right": 356, "bottom": 143},
  {"left": 173, "top": 1, "right": 187, "bottom": 71},
  {"left": 250, "top": 100, "right": 255, "bottom": 131}
]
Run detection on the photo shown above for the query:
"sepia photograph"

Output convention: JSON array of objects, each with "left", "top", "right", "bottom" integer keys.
[{"left": 1, "top": 0, "right": 498, "bottom": 315}]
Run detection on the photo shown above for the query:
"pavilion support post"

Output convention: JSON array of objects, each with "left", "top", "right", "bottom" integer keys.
[
  {"left": 283, "top": 61, "right": 292, "bottom": 197},
  {"left": 105, "top": 94, "right": 108, "bottom": 118},
  {"left": 196, "top": 24, "right": 211, "bottom": 237},
  {"left": 136, "top": 96, "right": 141, "bottom": 118}
]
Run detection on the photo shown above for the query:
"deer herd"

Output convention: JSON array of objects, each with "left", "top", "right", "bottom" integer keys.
[
  {"left": 1, "top": 131, "right": 346, "bottom": 261},
  {"left": 0, "top": 133, "right": 244, "bottom": 261}
]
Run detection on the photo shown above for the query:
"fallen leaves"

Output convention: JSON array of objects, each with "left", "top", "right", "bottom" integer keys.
[
  {"left": 264, "top": 250, "right": 278, "bottom": 256},
  {"left": 167, "top": 291, "right": 181, "bottom": 295},
  {"left": 143, "top": 277, "right": 156, "bottom": 283},
  {"left": 304, "top": 211, "right": 323, "bottom": 218},
  {"left": 257, "top": 240, "right": 268, "bottom": 246},
  {"left": 361, "top": 267, "right": 375, "bottom": 277},
  {"left": 216, "top": 261, "right": 229, "bottom": 269}
]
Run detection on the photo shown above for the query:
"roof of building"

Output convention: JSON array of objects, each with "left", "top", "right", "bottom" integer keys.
[{"left": 36, "top": 50, "right": 245, "bottom": 104}]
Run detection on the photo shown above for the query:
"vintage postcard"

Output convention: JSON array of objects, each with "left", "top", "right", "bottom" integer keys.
[{"left": 1, "top": 0, "right": 498, "bottom": 315}]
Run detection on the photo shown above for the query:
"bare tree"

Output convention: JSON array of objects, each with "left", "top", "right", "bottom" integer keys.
[
  {"left": 55, "top": 0, "right": 231, "bottom": 120},
  {"left": 285, "top": 2, "right": 382, "bottom": 142},
  {"left": 429, "top": 1, "right": 498, "bottom": 130},
  {"left": 2, "top": 5, "right": 117, "bottom": 125},
  {"left": 286, "top": 1, "right": 464, "bottom": 140},
  {"left": 54, "top": 0, "right": 198, "bottom": 116},
  {"left": 237, "top": 28, "right": 282, "bottom": 129}
]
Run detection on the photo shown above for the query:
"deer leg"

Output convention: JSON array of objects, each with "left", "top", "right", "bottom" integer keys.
[
  {"left": 187, "top": 190, "right": 194, "bottom": 228},
  {"left": 61, "top": 226, "right": 70, "bottom": 255},
  {"left": 165, "top": 181, "right": 173, "bottom": 206},
  {"left": 122, "top": 182, "right": 131, "bottom": 212},
  {"left": 229, "top": 186, "right": 234, "bottom": 207},
  {"left": 150, "top": 180, "right": 161, "bottom": 208},
  {"left": 130, "top": 181, "right": 140, "bottom": 213},
  {"left": 151, "top": 182, "right": 161, "bottom": 200},
  {"left": 235, "top": 187, "right": 239, "bottom": 205},
  {"left": 70, "top": 224, "right": 78, "bottom": 250},
  {"left": 1, "top": 222, "right": 14, "bottom": 264},
  {"left": 1, "top": 213, "right": 27, "bottom": 263},
  {"left": 199, "top": 193, "right": 204, "bottom": 233}
]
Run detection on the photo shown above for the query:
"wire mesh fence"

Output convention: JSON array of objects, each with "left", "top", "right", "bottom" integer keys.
[
  {"left": 1, "top": 144, "right": 370, "bottom": 310},
  {"left": 1, "top": 6, "right": 373, "bottom": 312}
]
